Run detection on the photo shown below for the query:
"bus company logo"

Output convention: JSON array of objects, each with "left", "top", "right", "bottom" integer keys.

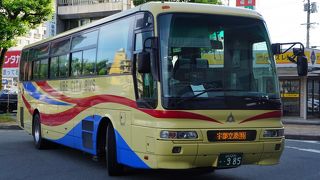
[{"left": 226, "top": 113, "right": 235, "bottom": 123}]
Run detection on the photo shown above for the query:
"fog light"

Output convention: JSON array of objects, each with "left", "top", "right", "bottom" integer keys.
[
  {"left": 160, "top": 130, "right": 198, "bottom": 139},
  {"left": 172, "top": 146, "right": 181, "bottom": 154},
  {"left": 263, "top": 129, "right": 284, "bottom": 137}
]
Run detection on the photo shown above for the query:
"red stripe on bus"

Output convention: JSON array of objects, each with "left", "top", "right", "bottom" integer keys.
[
  {"left": 239, "top": 111, "right": 281, "bottom": 124},
  {"left": 25, "top": 83, "right": 222, "bottom": 125},
  {"left": 36, "top": 81, "right": 76, "bottom": 104},
  {"left": 22, "top": 95, "right": 87, "bottom": 126}
]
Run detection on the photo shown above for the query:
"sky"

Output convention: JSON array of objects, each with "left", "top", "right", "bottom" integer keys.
[{"left": 223, "top": 0, "right": 320, "bottom": 48}]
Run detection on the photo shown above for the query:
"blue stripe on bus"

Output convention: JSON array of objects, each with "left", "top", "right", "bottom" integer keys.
[
  {"left": 115, "top": 130, "right": 150, "bottom": 169},
  {"left": 50, "top": 115, "right": 149, "bottom": 169},
  {"left": 23, "top": 82, "right": 71, "bottom": 106},
  {"left": 51, "top": 115, "right": 102, "bottom": 155}
]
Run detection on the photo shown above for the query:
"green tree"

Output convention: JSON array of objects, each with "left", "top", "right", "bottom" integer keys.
[
  {"left": 192, "top": 0, "right": 222, "bottom": 4},
  {"left": 0, "top": 0, "right": 53, "bottom": 89},
  {"left": 133, "top": 0, "right": 222, "bottom": 6}
]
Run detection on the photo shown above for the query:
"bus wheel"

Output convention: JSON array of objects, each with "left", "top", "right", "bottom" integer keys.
[
  {"left": 105, "top": 124, "right": 123, "bottom": 176},
  {"left": 33, "top": 114, "right": 48, "bottom": 149}
]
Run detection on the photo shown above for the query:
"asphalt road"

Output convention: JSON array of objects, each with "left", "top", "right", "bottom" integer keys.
[{"left": 0, "top": 130, "right": 319, "bottom": 180}]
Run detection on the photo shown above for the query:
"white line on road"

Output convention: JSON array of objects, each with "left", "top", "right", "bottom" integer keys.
[
  {"left": 286, "top": 139, "right": 320, "bottom": 145},
  {"left": 285, "top": 146, "right": 320, "bottom": 154}
]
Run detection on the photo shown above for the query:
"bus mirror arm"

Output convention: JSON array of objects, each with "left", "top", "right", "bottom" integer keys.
[
  {"left": 271, "top": 42, "right": 305, "bottom": 55},
  {"left": 287, "top": 55, "right": 297, "bottom": 64},
  {"left": 143, "top": 37, "right": 158, "bottom": 50},
  {"left": 272, "top": 42, "right": 308, "bottom": 76}
]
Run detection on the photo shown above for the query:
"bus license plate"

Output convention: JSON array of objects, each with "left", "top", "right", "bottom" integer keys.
[{"left": 218, "top": 153, "right": 242, "bottom": 168}]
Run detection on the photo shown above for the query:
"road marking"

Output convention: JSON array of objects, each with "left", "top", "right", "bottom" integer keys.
[
  {"left": 286, "top": 139, "right": 320, "bottom": 145},
  {"left": 286, "top": 146, "right": 320, "bottom": 154}
]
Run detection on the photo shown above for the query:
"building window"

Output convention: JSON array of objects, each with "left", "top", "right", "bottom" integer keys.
[{"left": 280, "top": 79, "right": 300, "bottom": 116}]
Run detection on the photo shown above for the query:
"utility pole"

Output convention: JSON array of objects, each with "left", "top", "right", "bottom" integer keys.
[
  {"left": 303, "top": 0, "right": 317, "bottom": 48},
  {"left": 306, "top": 0, "right": 310, "bottom": 48}
]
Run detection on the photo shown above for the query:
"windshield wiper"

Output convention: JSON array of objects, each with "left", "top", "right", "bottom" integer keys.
[
  {"left": 174, "top": 87, "right": 224, "bottom": 106},
  {"left": 175, "top": 87, "right": 249, "bottom": 106},
  {"left": 174, "top": 88, "right": 253, "bottom": 106}
]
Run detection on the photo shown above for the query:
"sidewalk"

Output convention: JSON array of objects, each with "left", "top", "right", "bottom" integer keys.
[
  {"left": 282, "top": 116, "right": 320, "bottom": 125},
  {"left": 282, "top": 116, "right": 320, "bottom": 141},
  {"left": 0, "top": 121, "right": 21, "bottom": 130}
]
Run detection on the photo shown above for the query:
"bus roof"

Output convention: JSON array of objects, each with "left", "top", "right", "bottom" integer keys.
[{"left": 23, "top": 2, "right": 263, "bottom": 50}]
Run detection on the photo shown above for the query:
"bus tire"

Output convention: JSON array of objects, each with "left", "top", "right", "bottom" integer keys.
[
  {"left": 106, "top": 124, "right": 123, "bottom": 176},
  {"left": 32, "top": 114, "right": 48, "bottom": 149}
]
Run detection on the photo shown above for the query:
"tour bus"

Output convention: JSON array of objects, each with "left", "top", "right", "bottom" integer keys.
[{"left": 17, "top": 2, "right": 307, "bottom": 176}]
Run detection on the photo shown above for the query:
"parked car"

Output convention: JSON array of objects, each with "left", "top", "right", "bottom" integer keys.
[
  {"left": 0, "top": 90, "right": 17, "bottom": 113},
  {"left": 307, "top": 98, "right": 319, "bottom": 112}
]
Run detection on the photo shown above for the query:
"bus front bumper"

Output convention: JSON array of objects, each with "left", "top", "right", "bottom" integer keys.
[{"left": 137, "top": 138, "right": 285, "bottom": 169}]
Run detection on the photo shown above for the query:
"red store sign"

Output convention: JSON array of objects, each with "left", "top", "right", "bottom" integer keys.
[
  {"left": 236, "top": 0, "right": 256, "bottom": 6},
  {"left": 3, "top": 51, "right": 21, "bottom": 68}
]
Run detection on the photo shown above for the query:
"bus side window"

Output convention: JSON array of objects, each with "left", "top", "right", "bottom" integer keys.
[
  {"left": 97, "top": 16, "right": 134, "bottom": 75},
  {"left": 71, "top": 51, "right": 83, "bottom": 77},
  {"left": 50, "top": 57, "right": 59, "bottom": 79},
  {"left": 32, "top": 60, "right": 40, "bottom": 80},
  {"left": 39, "top": 59, "right": 49, "bottom": 79},
  {"left": 28, "top": 49, "right": 35, "bottom": 80},
  {"left": 20, "top": 50, "right": 28, "bottom": 81},
  {"left": 82, "top": 48, "right": 96, "bottom": 76}
]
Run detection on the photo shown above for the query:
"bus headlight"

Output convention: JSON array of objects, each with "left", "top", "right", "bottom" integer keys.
[
  {"left": 160, "top": 130, "right": 198, "bottom": 139},
  {"left": 263, "top": 129, "right": 284, "bottom": 137}
]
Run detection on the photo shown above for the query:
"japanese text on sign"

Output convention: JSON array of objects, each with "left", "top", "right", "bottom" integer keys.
[
  {"left": 4, "top": 51, "right": 21, "bottom": 68},
  {"left": 2, "top": 68, "right": 19, "bottom": 78},
  {"left": 236, "top": 0, "right": 256, "bottom": 6}
]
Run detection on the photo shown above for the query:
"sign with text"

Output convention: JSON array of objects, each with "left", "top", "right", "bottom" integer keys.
[
  {"left": 3, "top": 51, "right": 21, "bottom": 68},
  {"left": 2, "top": 68, "right": 19, "bottom": 78},
  {"left": 275, "top": 50, "right": 313, "bottom": 64},
  {"left": 236, "top": 0, "right": 256, "bottom": 6}
]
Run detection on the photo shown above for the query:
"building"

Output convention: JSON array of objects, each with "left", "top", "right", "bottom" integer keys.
[
  {"left": 55, "top": 0, "right": 132, "bottom": 34},
  {"left": 277, "top": 48, "right": 320, "bottom": 119},
  {"left": 2, "top": 19, "right": 47, "bottom": 92},
  {"left": 15, "top": 24, "right": 48, "bottom": 49},
  {"left": 2, "top": 0, "right": 133, "bottom": 91}
]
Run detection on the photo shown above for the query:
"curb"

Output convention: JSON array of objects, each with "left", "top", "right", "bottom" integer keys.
[
  {"left": 285, "top": 134, "right": 320, "bottom": 141},
  {"left": 282, "top": 121, "right": 320, "bottom": 126},
  {"left": 0, "top": 125, "right": 22, "bottom": 130}
]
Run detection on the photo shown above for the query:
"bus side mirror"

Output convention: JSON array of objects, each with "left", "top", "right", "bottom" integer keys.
[
  {"left": 271, "top": 43, "right": 281, "bottom": 55},
  {"left": 137, "top": 51, "right": 151, "bottom": 73},
  {"left": 297, "top": 55, "right": 308, "bottom": 76}
]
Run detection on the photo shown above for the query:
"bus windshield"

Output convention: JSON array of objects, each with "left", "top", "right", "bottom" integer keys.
[{"left": 159, "top": 13, "right": 280, "bottom": 110}]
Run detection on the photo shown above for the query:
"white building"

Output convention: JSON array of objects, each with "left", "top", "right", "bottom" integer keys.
[
  {"left": 15, "top": 24, "right": 48, "bottom": 49},
  {"left": 56, "top": 0, "right": 132, "bottom": 34}
]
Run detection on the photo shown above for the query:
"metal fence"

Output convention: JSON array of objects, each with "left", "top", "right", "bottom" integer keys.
[{"left": 58, "top": 0, "right": 121, "bottom": 6}]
